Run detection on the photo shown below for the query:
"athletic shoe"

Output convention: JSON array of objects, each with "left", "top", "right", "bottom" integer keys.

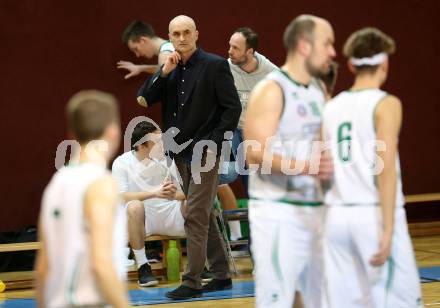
[
  {"left": 138, "top": 263, "right": 159, "bottom": 287},
  {"left": 201, "top": 268, "right": 214, "bottom": 282},
  {"left": 165, "top": 285, "right": 202, "bottom": 299},
  {"left": 146, "top": 250, "right": 162, "bottom": 263},
  {"left": 202, "top": 278, "right": 232, "bottom": 292}
]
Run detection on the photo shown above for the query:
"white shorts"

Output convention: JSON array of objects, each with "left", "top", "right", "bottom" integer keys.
[
  {"left": 323, "top": 206, "right": 422, "bottom": 308},
  {"left": 126, "top": 200, "right": 185, "bottom": 237},
  {"left": 249, "top": 199, "right": 326, "bottom": 308}
]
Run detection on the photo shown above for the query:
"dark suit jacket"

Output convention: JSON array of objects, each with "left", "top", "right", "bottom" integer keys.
[{"left": 137, "top": 48, "right": 242, "bottom": 160}]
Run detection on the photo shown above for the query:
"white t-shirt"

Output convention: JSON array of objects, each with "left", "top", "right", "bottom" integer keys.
[
  {"left": 111, "top": 151, "right": 185, "bottom": 235},
  {"left": 111, "top": 150, "right": 183, "bottom": 204},
  {"left": 228, "top": 52, "right": 278, "bottom": 128}
]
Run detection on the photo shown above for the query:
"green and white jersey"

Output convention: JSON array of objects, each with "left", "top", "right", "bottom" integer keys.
[
  {"left": 41, "top": 163, "right": 127, "bottom": 307},
  {"left": 159, "top": 40, "right": 174, "bottom": 53},
  {"left": 322, "top": 89, "right": 405, "bottom": 207},
  {"left": 249, "top": 70, "right": 326, "bottom": 205}
]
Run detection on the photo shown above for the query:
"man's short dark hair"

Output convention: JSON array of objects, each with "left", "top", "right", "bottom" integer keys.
[
  {"left": 234, "top": 27, "right": 258, "bottom": 52},
  {"left": 122, "top": 21, "right": 156, "bottom": 45},
  {"left": 283, "top": 15, "right": 317, "bottom": 52},
  {"left": 131, "top": 121, "right": 159, "bottom": 151}
]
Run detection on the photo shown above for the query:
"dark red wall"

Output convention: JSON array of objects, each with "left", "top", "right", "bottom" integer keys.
[{"left": 1, "top": 0, "right": 439, "bottom": 231}]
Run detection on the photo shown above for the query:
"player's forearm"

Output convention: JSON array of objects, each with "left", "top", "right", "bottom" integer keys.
[
  {"left": 34, "top": 256, "right": 47, "bottom": 307},
  {"left": 35, "top": 281, "right": 45, "bottom": 307},
  {"left": 138, "top": 64, "right": 159, "bottom": 74},
  {"left": 246, "top": 146, "right": 310, "bottom": 175},
  {"left": 34, "top": 237, "right": 48, "bottom": 308},
  {"left": 174, "top": 191, "right": 186, "bottom": 201},
  {"left": 120, "top": 191, "right": 155, "bottom": 203},
  {"left": 35, "top": 270, "right": 46, "bottom": 307},
  {"left": 377, "top": 164, "right": 397, "bottom": 234},
  {"left": 92, "top": 260, "right": 129, "bottom": 308}
]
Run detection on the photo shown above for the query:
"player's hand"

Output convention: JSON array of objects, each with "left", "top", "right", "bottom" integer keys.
[
  {"left": 370, "top": 230, "right": 392, "bottom": 266},
  {"left": 117, "top": 61, "right": 142, "bottom": 79},
  {"left": 161, "top": 52, "right": 181, "bottom": 76},
  {"left": 155, "top": 181, "right": 177, "bottom": 200},
  {"left": 317, "top": 151, "right": 334, "bottom": 180}
]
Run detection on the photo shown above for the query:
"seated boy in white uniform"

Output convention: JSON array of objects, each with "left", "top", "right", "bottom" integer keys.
[{"left": 112, "top": 121, "right": 186, "bottom": 286}]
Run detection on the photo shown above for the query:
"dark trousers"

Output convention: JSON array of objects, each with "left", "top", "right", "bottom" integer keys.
[{"left": 175, "top": 152, "right": 230, "bottom": 289}]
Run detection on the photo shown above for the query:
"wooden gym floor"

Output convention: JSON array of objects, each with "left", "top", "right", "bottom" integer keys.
[{"left": 1, "top": 235, "right": 439, "bottom": 307}]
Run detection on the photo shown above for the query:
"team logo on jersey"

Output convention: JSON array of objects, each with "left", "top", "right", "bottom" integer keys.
[
  {"left": 308, "top": 101, "right": 321, "bottom": 116},
  {"left": 297, "top": 104, "right": 307, "bottom": 117}
]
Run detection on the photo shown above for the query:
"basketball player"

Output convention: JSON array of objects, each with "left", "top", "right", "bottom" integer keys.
[
  {"left": 117, "top": 21, "right": 174, "bottom": 85},
  {"left": 322, "top": 27, "right": 423, "bottom": 307},
  {"left": 112, "top": 120, "right": 186, "bottom": 287},
  {"left": 35, "top": 91, "right": 129, "bottom": 307},
  {"left": 244, "top": 15, "right": 335, "bottom": 307}
]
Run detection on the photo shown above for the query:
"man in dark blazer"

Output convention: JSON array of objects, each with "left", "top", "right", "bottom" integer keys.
[{"left": 137, "top": 15, "right": 241, "bottom": 300}]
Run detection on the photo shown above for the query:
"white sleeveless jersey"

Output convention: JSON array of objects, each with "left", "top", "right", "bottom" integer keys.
[
  {"left": 41, "top": 163, "right": 127, "bottom": 307},
  {"left": 249, "top": 70, "right": 326, "bottom": 205},
  {"left": 323, "top": 89, "right": 404, "bottom": 207}
]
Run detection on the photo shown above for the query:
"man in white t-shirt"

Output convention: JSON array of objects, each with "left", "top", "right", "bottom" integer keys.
[
  {"left": 116, "top": 21, "right": 174, "bottom": 88},
  {"left": 112, "top": 120, "right": 186, "bottom": 287},
  {"left": 217, "top": 28, "right": 279, "bottom": 242}
]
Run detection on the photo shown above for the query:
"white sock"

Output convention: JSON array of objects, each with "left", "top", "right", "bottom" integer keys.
[
  {"left": 228, "top": 221, "right": 242, "bottom": 241},
  {"left": 133, "top": 247, "right": 148, "bottom": 268}
]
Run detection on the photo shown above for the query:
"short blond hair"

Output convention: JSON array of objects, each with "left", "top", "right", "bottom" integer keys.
[
  {"left": 66, "top": 90, "right": 119, "bottom": 143},
  {"left": 283, "top": 14, "right": 318, "bottom": 52}
]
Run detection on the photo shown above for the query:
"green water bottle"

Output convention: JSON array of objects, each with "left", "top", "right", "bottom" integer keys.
[{"left": 166, "top": 240, "right": 180, "bottom": 282}]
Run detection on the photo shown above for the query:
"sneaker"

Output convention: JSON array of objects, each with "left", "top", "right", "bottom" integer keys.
[
  {"left": 201, "top": 268, "right": 214, "bottom": 282},
  {"left": 202, "top": 278, "right": 232, "bottom": 292},
  {"left": 165, "top": 285, "right": 202, "bottom": 300},
  {"left": 138, "top": 263, "right": 159, "bottom": 287},
  {"left": 146, "top": 250, "right": 162, "bottom": 263}
]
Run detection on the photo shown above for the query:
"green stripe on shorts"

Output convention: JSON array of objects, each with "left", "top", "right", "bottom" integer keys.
[{"left": 251, "top": 197, "right": 323, "bottom": 207}]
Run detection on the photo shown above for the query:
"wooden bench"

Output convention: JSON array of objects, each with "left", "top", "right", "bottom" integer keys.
[
  {"left": 0, "top": 236, "right": 184, "bottom": 254},
  {"left": 0, "top": 242, "right": 41, "bottom": 253}
]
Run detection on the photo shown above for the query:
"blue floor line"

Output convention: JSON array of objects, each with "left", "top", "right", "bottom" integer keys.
[
  {"left": 419, "top": 266, "right": 440, "bottom": 283},
  {"left": 130, "top": 280, "right": 254, "bottom": 306},
  {"left": 0, "top": 298, "right": 36, "bottom": 308}
]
